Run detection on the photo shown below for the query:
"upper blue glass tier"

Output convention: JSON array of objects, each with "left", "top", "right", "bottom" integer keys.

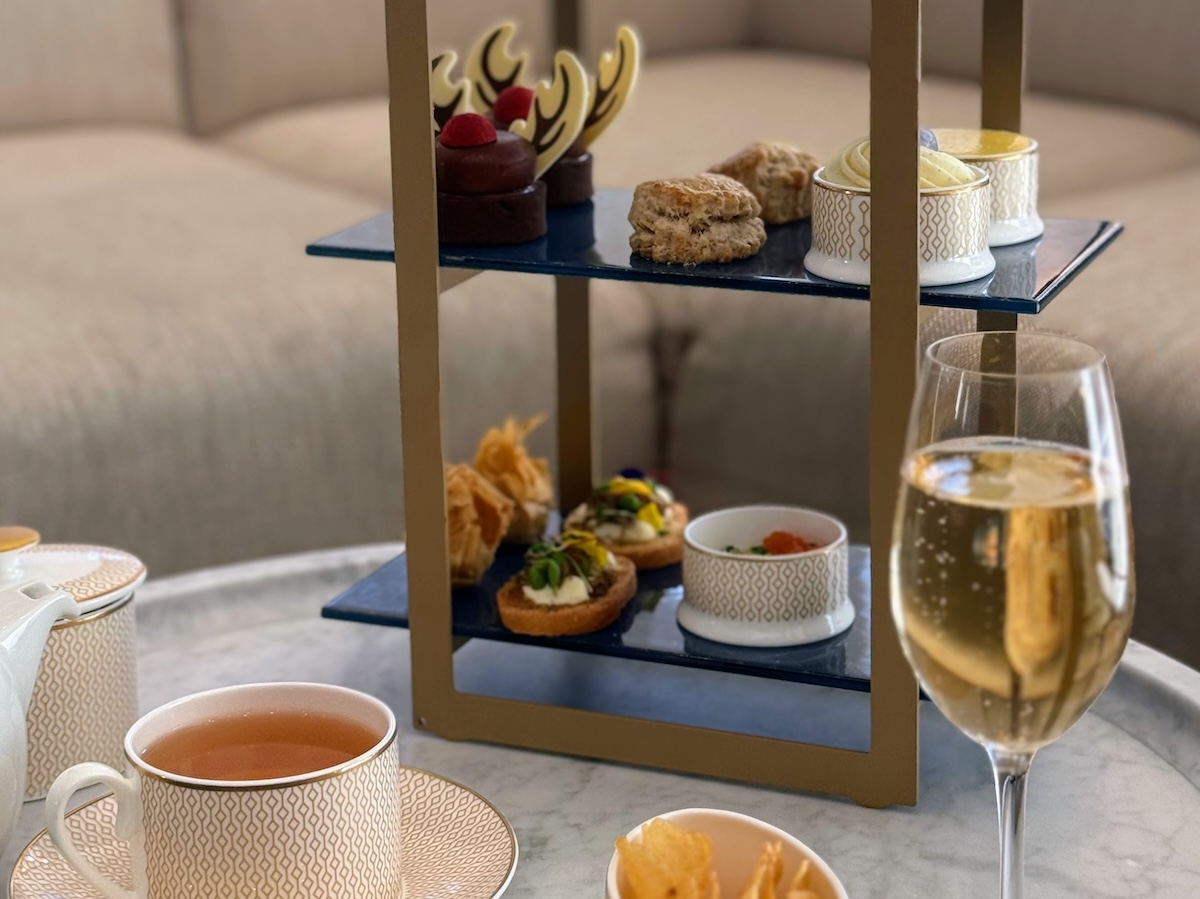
[{"left": 307, "top": 188, "right": 1122, "bottom": 314}]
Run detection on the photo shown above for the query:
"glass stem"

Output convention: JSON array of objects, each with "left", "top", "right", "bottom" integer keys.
[{"left": 988, "top": 749, "right": 1033, "bottom": 899}]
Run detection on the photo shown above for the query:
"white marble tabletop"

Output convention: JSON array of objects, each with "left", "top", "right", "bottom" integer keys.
[{"left": 6, "top": 544, "right": 1200, "bottom": 899}]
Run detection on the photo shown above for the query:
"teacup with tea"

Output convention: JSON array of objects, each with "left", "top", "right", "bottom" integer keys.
[{"left": 45, "top": 681, "right": 403, "bottom": 899}]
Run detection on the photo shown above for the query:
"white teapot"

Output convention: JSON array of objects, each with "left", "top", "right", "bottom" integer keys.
[{"left": 0, "top": 527, "right": 78, "bottom": 855}]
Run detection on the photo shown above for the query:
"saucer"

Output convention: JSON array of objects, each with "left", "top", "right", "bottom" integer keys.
[{"left": 9, "top": 767, "right": 518, "bottom": 899}]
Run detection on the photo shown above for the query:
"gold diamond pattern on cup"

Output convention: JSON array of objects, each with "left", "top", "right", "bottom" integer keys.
[
  {"left": 139, "top": 741, "right": 403, "bottom": 899},
  {"left": 24, "top": 598, "right": 138, "bottom": 799},
  {"left": 856, "top": 198, "right": 871, "bottom": 261},
  {"left": 11, "top": 765, "right": 516, "bottom": 899},
  {"left": 684, "top": 545, "right": 848, "bottom": 622},
  {"left": 811, "top": 188, "right": 870, "bottom": 261},
  {"left": 815, "top": 185, "right": 991, "bottom": 268},
  {"left": 980, "top": 152, "right": 1038, "bottom": 222},
  {"left": 919, "top": 187, "right": 991, "bottom": 261}
]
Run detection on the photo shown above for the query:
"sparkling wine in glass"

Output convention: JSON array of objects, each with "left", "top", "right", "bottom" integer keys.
[{"left": 891, "top": 332, "right": 1134, "bottom": 899}]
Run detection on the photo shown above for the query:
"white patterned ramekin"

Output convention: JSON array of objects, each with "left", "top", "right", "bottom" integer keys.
[
  {"left": 804, "top": 166, "right": 996, "bottom": 287},
  {"left": 933, "top": 128, "right": 1043, "bottom": 246},
  {"left": 679, "top": 506, "right": 853, "bottom": 647},
  {"left": 24, "top": 593, "right": 138, "bottom": 799}
]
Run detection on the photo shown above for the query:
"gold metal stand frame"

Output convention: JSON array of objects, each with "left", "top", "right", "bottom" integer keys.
[{"left": 388, "top": 0, "right": 1026, "bottom": 807}]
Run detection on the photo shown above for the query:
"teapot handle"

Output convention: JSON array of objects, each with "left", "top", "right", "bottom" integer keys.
[{"left": 46, "top": 763, "right": 143, "bottom": 899}]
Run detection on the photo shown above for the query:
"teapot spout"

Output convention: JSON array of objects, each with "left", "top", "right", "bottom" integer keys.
[{"left": 0, "top": 581, "right": 78, "bottom": 711}]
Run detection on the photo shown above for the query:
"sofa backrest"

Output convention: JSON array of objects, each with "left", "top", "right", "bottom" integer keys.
[
  {"left": 0, "top": 0, "right": 183, "bottom": 133},
  {"left": 176, "top": 0, "right": 755, "bottom": 134},
  {"left": 752, "top": 0, "right": 1200, "bottom": 126}
]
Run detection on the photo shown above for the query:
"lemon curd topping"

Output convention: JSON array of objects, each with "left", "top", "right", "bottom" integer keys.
[
  {"left": 0, "top": 526, "right": 39, "bottom": 552},
  {"left": 933, "top": 128, "right": 1035, "bottom": 160}
]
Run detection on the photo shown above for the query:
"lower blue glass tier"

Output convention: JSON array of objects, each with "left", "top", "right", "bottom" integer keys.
[
  {"left": 307, "top": 189, "right": 1122, "bottom": 314},
  {"left": 322, "top": 543, "right": 872, "bottom": 692}
]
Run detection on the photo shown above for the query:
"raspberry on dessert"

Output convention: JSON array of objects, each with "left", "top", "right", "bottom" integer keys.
[
  {"left": 492, "top": 86, "right": 535, "bottom": 126},
  {"left": 440, "top": 113, "right": 497, "bottom": 148}
]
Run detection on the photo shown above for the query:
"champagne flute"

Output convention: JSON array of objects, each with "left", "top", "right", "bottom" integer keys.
[{"left": 891, "top": 331, "right": 1134, "bottom": 899}]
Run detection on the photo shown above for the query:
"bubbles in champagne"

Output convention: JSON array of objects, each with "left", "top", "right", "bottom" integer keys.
[{"left": 892, "top": 438, "right": 1135, "bottom": 753}]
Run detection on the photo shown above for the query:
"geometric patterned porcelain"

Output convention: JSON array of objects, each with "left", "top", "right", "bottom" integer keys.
[
  {"left": 680, "top": 506, "right": 854, "bottom": 647},
  {"left": 133, "top": 740, "right": 405, "bottom": 899},
  {"left": 805, "top": 166, "right": 996, "bottom": 287},
  {"left": 10, "top": 767, "right": 518, "bottom": 899},
  {"left": 20, "top": 544, "right": 146, "bottom": 614},
  {"left": 932, "top": 129, "right": 1044, "bottom": 247},
  {"left": 24, "top": 595, "right": 138, "bottom": 799}
]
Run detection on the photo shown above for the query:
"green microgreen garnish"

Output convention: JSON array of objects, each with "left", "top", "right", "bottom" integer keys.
[
  {"left": 523, "top": 531, "right": 606, "bottom": 593},
  {"left": 617, "top": 493, "right": 642, "bottom": 513},
  {"left": 528, "top": 565, "right": 547, "bottom": 590}
]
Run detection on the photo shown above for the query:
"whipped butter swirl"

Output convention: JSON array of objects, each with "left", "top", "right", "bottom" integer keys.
[{"left": 823, "top": 138, "right": 978, "bottom": 190}]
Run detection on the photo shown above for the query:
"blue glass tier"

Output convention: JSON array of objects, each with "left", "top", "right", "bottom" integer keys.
[
  {"left": 322, "top": 544, "right": 872, "bottom": 692},
  {"left": 307, "top": 188, "right": 1122, "bottom": 314}
]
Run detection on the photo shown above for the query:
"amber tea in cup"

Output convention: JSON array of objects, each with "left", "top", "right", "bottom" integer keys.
[
  {"left": 140, "top": 708, "right": 381, "bottom": 781},
  {"left": 46, "top": 682, "right": 403, "bottom": 899}
]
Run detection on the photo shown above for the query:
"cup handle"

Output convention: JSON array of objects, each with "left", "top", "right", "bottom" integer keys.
[{"left": 45, "top": 762, "right": 143, "bottom": 899}]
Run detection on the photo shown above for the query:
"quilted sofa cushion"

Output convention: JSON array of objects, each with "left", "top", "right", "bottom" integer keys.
[
  {"left": 0, "top": 128, "right": 658, "bottom": 574},
  {"left": 217, "top": 51, "right": 1200, "bottom": 209},
  {"left": 0, "top": 0, "right": 181, "bottom": 132}
]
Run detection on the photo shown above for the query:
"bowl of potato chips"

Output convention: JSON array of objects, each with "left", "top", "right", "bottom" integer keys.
[{"left": 606, "top": 809, "right": 847, "bottom": 899}]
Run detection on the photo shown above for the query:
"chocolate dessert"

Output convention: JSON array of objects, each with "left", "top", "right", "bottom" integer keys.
[
  {"left": 556, "top": 25, "right": 641, "bottom": 206},
  {"left": 435, "top": 113, "right": 546, "bottom": 245},
  {"left": 463, "top": 24, "right": 639, "bottom": 210},
  {"left": 492, "top": 86, "right": 593, "bottom": 208},
  {"left": 540, "top": 140, "right": 593, "bottom": 207}
]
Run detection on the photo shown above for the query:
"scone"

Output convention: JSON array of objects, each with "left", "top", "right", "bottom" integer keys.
[
  {"left": 709, "top": 141, "right": 821, "bottom": 224},
  {"left": 629, "top": 173, "right": 766, "bottom": 264},
  {"left": 564, "top": 473, "right": 688, "bottom": 570},
  {"left": 497, "top": 531, "right": 638, "bottom": 636}
]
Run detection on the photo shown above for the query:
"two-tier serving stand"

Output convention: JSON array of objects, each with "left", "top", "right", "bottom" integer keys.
[{"left": 313, "top": 0, "right": 1121, "bottom": 807}]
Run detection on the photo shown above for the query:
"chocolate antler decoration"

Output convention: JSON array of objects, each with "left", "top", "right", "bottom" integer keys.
[
  {"left": 580, "top": 25, "right": 641, "bottom": 150},
  {"left": 465, "top": 23, "right": 529, "bottom": 113},
  {"left": 509, "top": 50, "right": 590, "bottom": 180},
  {"left": 431, "top": 52, "right": 472, "bottom": 131}
]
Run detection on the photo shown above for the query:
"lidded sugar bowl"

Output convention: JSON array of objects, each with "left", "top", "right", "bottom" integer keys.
[{"left": 0, "top": 526, "right": 146, "bottom": 800}]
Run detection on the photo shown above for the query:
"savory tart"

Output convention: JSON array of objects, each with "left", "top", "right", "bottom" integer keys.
[
  {"left": 564, "top": 472, "right": 688, "bottom": 569},
  {"left": 446, "top": 463, "right": 514, "bottom": 586},
  {"left": 497, "top": 531, "right": 637, "bottom": 636},
  {"left": 473, "top": 415, "right": 553, "bottom": 543}
]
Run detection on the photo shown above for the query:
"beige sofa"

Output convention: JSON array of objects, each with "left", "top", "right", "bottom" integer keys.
[{"left": 4, "top": 0, "right": 1200, "bottom": 664}]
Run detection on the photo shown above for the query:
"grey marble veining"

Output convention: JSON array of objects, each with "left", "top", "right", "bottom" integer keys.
[{"left": 6, "top": 545, "right": 1200, "bottom": 898}]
